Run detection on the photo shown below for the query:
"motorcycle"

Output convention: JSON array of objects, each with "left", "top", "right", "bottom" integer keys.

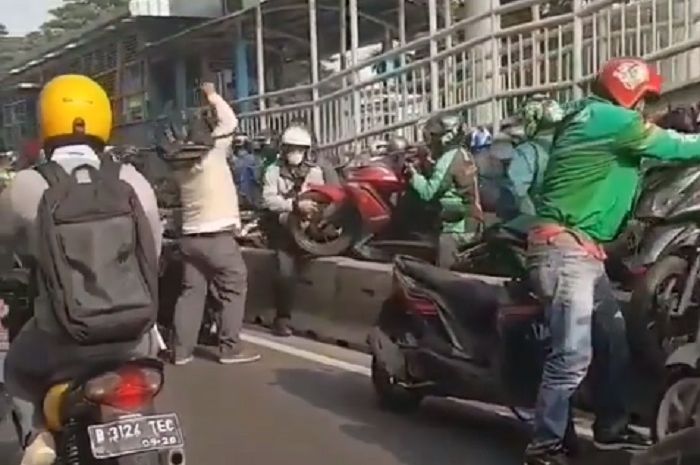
[
  {"left": 287, "top": 145, "right": 441, "bottom": 262},
  {"left": 651, "top": 286, "right": 700, "bottom": 442},
  {"left": 0, "top": 255, "right": 34, "bottom": 432},
  {"left": 622, "top": 161, "right": 700, "bottom": 372},
  {"left": 0, "top": 254, "right": 184, "bottom": 465},
  {"left": 368, "top": 255, "right": 665, "bottom": 439},
  {"left": 38, "top": 358, "right": 185, "bottom": 465}
]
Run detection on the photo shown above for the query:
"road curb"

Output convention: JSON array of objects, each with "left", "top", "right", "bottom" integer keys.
[{"left": 241, "top": 247, "right": 508, "bottom": 349}]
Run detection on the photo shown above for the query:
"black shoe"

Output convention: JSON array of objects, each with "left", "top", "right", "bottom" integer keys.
[
  {"left": 219, "top": 348, "right": 261, "bottom": 365},
  {"left": 272, "top": 318, "right": 292, "bottom": 337},
  {"left": 593, "top": 427, "right": 652, "bottom": 452},
  {"left": 524, "top": 445, "right": 570, "bottom": 465}
]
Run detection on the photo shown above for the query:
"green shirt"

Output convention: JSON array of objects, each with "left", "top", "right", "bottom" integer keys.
[
  {"left": 536, "top": 96, "right": 700, "bottom": 242},
  {"left": 409, "top": 147, "right": 475, "bottom": 234}
]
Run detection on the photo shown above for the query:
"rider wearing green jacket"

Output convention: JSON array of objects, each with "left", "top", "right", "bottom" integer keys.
[
  {"left": 525, "top": 58, "right": 700, "bottom": 465},
  {"left": 407, "top": 113, "right": 483, "bottom": 268},
  {"left": 506, "top": 96, "right": 555, "bottom": 216}
]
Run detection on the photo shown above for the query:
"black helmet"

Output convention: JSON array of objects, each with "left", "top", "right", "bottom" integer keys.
[
  {"left": 422, "top": 112, "right": 464, "bottom": 148},
  {"left": 387, "top": 135, "right": 408, "bottom": 152},
  {"left": 152, "top": 104, "right": 212, "bottom": 161},
  {"left": 252, "top": 129, "right": 278, "bottom": 151}
]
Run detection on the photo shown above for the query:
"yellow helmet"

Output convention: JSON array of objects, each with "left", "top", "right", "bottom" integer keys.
[{"left": 39, "top": 74, "right": 112, "bottom": 145}]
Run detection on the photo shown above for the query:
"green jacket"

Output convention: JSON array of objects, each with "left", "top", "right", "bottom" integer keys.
[
  {"left": 536, "top": 96, "right": 700, "bottom": 242},
  {"left": 508, "top": 135, "right": 552, "bottom": 215},
  {"left": 259, "top": 151, "right": 278, "bottom": 181},
  {"left": 409, "top": 146, "right": 481, "bottom": 234}
]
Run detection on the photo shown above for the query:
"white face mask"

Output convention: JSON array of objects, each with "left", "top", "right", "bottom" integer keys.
[{"left": 286, "top": 150, "right": 305, "bottom": 166}]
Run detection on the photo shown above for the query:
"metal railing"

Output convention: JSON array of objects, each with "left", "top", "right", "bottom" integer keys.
[{"left": 234, "top": 0, "right": 700, "bottom": 153}]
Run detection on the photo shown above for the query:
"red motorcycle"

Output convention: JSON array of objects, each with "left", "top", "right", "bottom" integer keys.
[{"left": 288, "top": 146, "right": 440, "bottom": 261}]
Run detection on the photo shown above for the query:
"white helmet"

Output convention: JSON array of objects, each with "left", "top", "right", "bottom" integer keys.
[{"left": 280, "top": 125, "right": 312, "bottom": 147}]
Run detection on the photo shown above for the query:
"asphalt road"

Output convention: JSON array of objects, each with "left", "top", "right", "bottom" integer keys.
[{"left": 0, "top": 329, "right": 634, "bottom": 465}]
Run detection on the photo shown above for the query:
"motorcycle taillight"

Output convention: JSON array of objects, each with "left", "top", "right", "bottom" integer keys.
[
  {"left": 394, "top": 270, "right": 439, "bottom": 315},
  {"left": 85, "top": 367, "right": 163, "bottom": 411},
  {"left": 405, "top": 294, "right": 439, "bottom": 315}
]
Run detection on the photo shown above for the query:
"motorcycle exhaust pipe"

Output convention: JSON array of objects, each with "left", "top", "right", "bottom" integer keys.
[{"left": 167, "top": 448, "right": 186, "bottom": 465}]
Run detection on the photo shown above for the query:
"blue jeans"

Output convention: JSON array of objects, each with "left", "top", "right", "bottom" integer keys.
[{"left": 527, "top": 238, "right": 630, "bottom": 449}]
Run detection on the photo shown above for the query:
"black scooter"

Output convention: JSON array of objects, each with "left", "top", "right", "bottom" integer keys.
[
  {"left": 622, "top": 162, "right": 700, "bottom": 372},
  {"left": 368, "top": 255, "right": 661, "bottom": 439}
]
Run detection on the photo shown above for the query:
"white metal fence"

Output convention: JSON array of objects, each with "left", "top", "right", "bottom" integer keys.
[{"left": 234, "top": 0, "right": 700, "bottom": 153}]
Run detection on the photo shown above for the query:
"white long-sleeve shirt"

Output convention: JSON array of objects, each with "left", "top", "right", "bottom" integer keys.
[{"left": 172, "top": 92, "right": 242, "bottom": 233}]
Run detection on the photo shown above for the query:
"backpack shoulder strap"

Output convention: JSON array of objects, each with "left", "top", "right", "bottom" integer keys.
[
  {"left": 98, "top": 153, "right": 122, "bottom": 180},
  {"left": 34, "top": 161, "right": 70, "bottom": 188}
]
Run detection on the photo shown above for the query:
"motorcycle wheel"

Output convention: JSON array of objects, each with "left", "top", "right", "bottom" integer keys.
[
  {"left": 371, "top": 356, "right": 423, "bottom": 414},
  {"left": 628, "top": 255, "right": 697, "bottom": 373},
  {"left": 288, "top": 195, "right": 360, "bottom": 256},
  {"left": 653, "top": 370, "right": 700, "bottom": 441}
]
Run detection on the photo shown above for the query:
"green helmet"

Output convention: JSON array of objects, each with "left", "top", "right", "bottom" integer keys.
[
  {"left": 519, "top": 94, "right": 564, "bottom": 138},
  {"left": 422, "top": 112, "right": 464, "bottom": 148}
]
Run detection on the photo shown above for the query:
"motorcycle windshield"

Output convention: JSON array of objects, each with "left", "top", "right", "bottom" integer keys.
[{"left": 635, "top": 163, "right": 700, "bottom": 219}]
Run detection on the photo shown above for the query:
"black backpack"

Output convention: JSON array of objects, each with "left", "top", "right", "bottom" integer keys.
[{"left": 34, "top": 157, "right": 158, "bottom": 345}]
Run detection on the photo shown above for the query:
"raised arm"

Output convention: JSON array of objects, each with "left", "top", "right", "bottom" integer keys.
[{"left": 202, "top": 82, "right": 238, "bottom": 138}]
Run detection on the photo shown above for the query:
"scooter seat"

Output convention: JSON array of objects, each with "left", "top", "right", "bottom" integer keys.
[
  {"left": 395, "top": 256, "right": 503, "bottom": 330},
  {"left": 488, "top": 214, "right": 535, "bottom": 246},
  {"left": 488, "top": 227, "right": 527, "bottom": 246}
]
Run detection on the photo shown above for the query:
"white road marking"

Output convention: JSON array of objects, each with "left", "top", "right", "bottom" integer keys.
[
  {"left": 241, "top": 330, "right": 656, "bottom": 442},
  {"left": 241, "top": 332, "right": 371, "bottom": 376}
]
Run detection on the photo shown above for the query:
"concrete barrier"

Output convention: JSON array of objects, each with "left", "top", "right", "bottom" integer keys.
[{"left": 241, "top": 247, "right": 508, "bottom": 350}]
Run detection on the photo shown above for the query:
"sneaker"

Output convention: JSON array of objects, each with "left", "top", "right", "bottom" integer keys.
[
  {"left": 20, "top": 431, "right": 56, "bottom": 465},
  {"left": 524, "top": 444, "right": 569, "bottom": 465},
  {"left": 173, "top": 355, "right": 194, "bottom": 366},
  {"left": 593, "top": 427, "right": 652, "bottom": 452},
  {"left": 219, "top": 349, "right": 261, "bottom": 365},
  {"left": 272, "top": 318, "right": 293, "bottom": 337}
]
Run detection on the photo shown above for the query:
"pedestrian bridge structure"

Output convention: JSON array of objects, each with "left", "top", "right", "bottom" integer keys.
[
  {"left": 173, "top": 0, "right": 700, "bottom": 153},
  {"left": 2, "top": 0, "right": 700, "bottom": 153}
]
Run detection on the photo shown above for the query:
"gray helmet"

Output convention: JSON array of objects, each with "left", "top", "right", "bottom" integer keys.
[
  {"left": 387, "top": 136, "right": 408, "bottom": 152},
  {"left": 252, "top": 129, "right": 278, "bottom": 153},
  {"left": 422, "top": 112, "right": 464, "bottom": 147}
]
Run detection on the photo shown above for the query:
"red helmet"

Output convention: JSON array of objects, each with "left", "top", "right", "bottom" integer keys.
[{"left": 595, "top": 58, "right": 663, "bottom": 109}]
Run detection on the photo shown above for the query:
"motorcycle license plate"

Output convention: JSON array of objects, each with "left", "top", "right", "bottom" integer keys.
[{"left": 87, "top": 413, "right": 183, "bottom": 459}]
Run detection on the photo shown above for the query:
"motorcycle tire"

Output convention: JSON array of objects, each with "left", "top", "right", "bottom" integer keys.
[
  {"left": 288, "top": 200, "right": 360, "bottom": 257},
  {"left": 652, "top": 367, "right": 699, "bottom": 442},
  {"left": 628, "top": 255, "right": 691, "bottom": 375}
]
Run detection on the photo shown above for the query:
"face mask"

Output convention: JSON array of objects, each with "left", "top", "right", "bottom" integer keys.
[{"left": 286, "top": 150, "right": 305, "bottom": 166}]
